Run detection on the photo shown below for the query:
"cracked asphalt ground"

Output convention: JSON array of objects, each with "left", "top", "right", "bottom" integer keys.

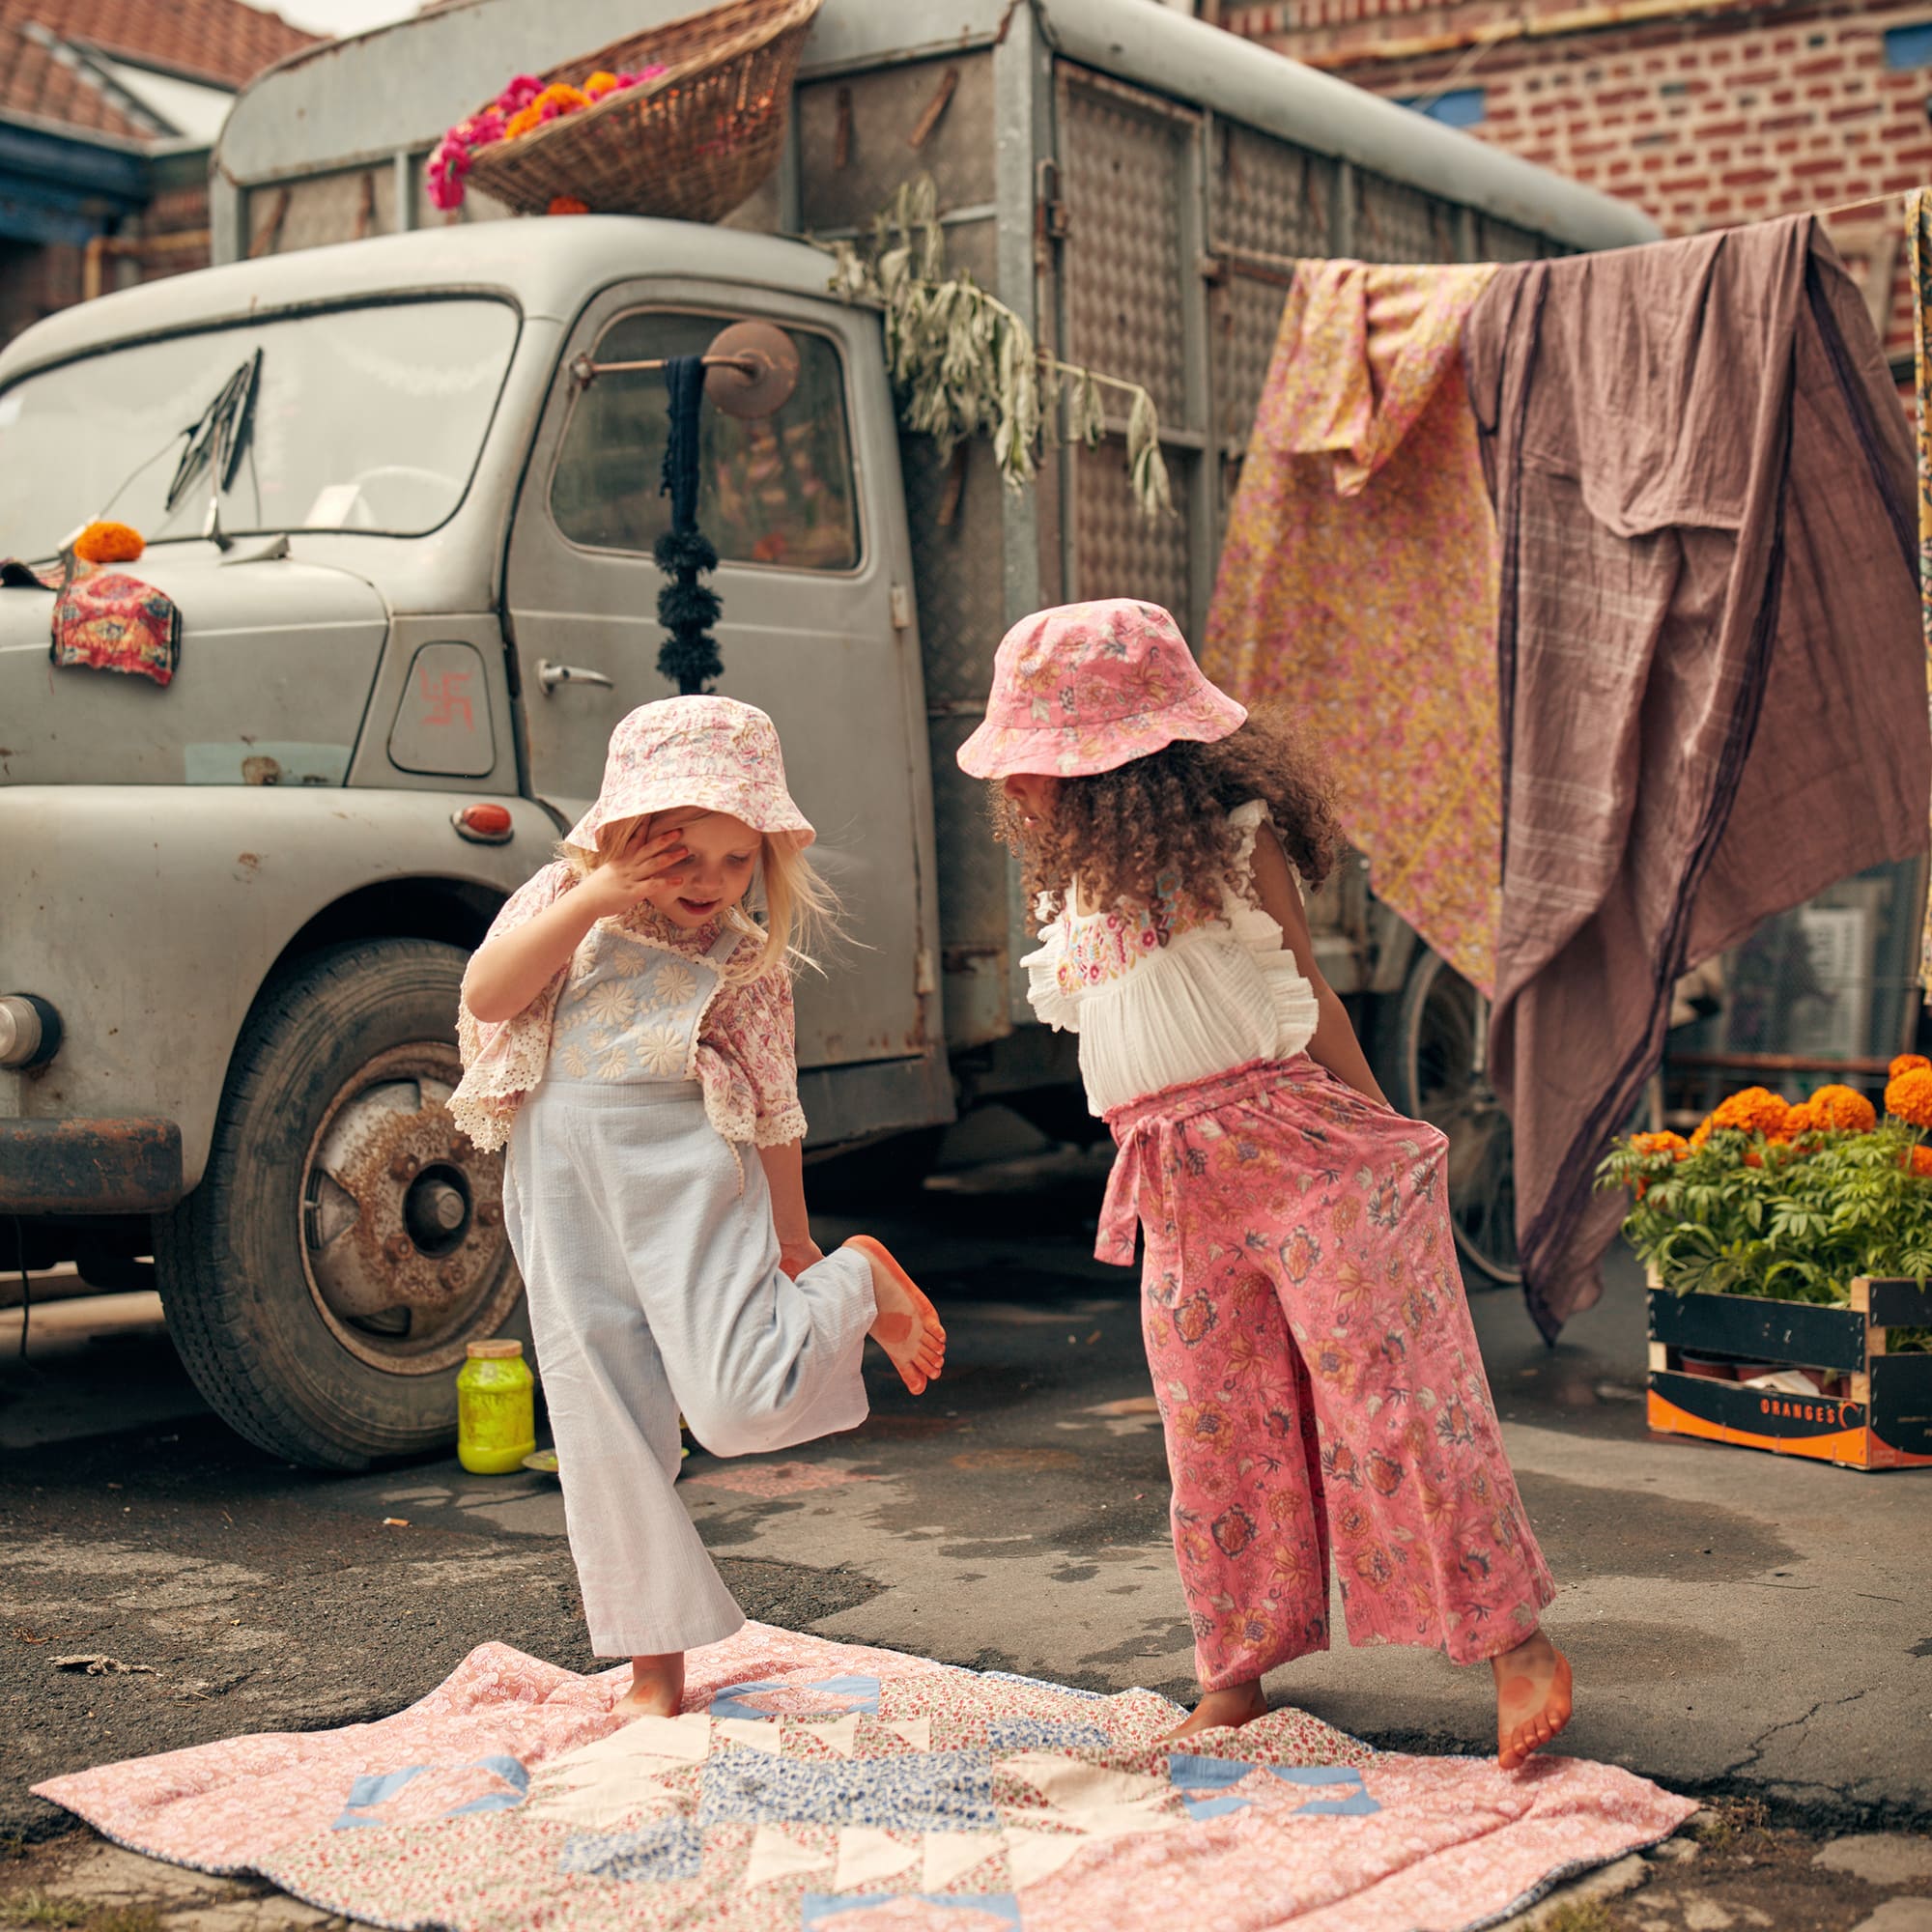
[{"left": 4, "top": 1122, "right": 1930, "bottom": 1928}]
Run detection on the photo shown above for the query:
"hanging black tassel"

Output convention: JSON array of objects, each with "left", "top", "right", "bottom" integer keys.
[{"left": 656, "top": 355, "right": 723, "bottom": 694}]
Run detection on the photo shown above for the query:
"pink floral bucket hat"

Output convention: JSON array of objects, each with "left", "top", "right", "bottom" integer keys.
[
  {"left": 955, "top": 599, "right": 1247, "bottom": 781},
  {"left": 565, "top": 696, "right": 814, "bottom": 853}
]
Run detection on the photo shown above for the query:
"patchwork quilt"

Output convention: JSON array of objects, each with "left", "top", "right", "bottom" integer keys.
[{"left": 33, "top": 1623, "right": 1695, "bottom": 1932}]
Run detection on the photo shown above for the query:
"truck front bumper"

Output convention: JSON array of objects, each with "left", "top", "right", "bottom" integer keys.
[{"left": 0, "top": 1118, "right": 184, "bottom": 1214}]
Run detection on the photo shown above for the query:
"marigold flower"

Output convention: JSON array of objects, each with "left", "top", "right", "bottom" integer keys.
[
  {"left": 1806, "top": 1084, "right": 1877, "bottom": 1134},
  {"left": 1689, "top": 1116, "right": 1716, "bottom": 1149},
  {"left": 71, "top": 520, "right": 143, "bottom": 564},
  {"left": 1631, "top": 1131, "right": 1689, "bottom": 1159},
  {"left": 1710, "top": 1086, "right": 1789, "bottom": 1137},
  {"left": 1904, "top": 1145, "right": 1932, "bottom": 1179},
  {"left": 1887, "top": 1066, "right": 1932, "bottom": 1130},
  {"left": 547, "top": 196, "right": 589, "bottom": 215},
  {"left": 504, "top": 102, "right": 544, "bottom": 138},
  {"left": 1891, "top": 1053, "right": 1932, "bottom": 1081}
]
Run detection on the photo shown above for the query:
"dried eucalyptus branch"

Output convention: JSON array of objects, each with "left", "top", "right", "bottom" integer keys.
[{"left": 824, "top": 176, "right": 1173, "bottom": 519}]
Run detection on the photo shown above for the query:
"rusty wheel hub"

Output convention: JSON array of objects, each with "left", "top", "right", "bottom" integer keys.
[{"left": 300, "top": 1043, "right": 520, "bottom": 1374}]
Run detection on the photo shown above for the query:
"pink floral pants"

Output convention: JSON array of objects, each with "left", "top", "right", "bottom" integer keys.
[{"left": 1100, "top": 1056, "right": 1555, "bottom": 1691}]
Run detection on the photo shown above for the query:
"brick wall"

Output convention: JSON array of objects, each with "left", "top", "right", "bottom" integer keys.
[{"left": 1227, "top": 0, "right": 1932, "bottom": 363}]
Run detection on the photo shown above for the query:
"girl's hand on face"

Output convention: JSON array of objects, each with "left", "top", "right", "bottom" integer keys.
[{"left": 579, "top": 823, "right": 691, "bottom": 919}]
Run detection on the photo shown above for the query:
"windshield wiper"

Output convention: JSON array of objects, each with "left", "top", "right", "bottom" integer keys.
[{"left": 164, "top": 349, "right": 262, "bottom": 550}]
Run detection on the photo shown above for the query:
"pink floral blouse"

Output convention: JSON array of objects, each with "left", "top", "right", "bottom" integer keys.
[{"left": 449, "top": 861, "right": 807, "bottom": 1154}]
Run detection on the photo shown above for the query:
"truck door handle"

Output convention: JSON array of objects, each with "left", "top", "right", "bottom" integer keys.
[{"left": 536, "top": 660, "right": 615, "bottom": 694}]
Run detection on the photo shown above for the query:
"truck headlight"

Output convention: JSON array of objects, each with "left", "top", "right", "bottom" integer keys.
[{"left": 0, "top": 994, "right": 62, "bottom": 1069}]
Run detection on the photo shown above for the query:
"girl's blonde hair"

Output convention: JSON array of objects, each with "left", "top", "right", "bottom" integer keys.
[{"left": 562, "top": 818, "right": 839, "bottom": 980}]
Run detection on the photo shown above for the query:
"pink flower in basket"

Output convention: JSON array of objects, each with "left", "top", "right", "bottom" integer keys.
[{"left": 424, "top": 65, "right": 667, "bottom": 213}]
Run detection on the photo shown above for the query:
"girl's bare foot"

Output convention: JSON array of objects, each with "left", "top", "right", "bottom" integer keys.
[
  {"left": 615, "top": 1651, "right": 685, "bottom": 1719},
  {"left": 1157, "top": 1679, "right": 1268, "bottom": 1744},
  {"left": 843, "top": 1236, "right": 946, "bottom": 1395},
  {"left": 1492, "top": 1630, "right": 1572, "bottom": 1770}
]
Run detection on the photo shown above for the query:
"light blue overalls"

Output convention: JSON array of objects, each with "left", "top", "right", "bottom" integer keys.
[{"left": 501, "top": 922, "right": 875, "bottom": 1657}]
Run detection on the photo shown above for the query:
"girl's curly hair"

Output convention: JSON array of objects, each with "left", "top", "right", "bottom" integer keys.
[{"left": 992, "top": 706, "right": 1342, "bottom": 932}]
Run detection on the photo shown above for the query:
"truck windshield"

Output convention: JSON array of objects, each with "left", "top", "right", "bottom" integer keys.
[{"left": 0, "top": 298, "right": 518, "bottom": 559}]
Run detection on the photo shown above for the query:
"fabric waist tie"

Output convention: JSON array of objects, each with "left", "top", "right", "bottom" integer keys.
[{"left": 1095, "top": 1055, "right": 1311, "bottom": 1266}]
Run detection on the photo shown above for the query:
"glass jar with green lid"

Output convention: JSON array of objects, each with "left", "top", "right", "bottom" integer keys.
[{"left": 457, "top": 1339, "right": 535, "bottom": 1474}]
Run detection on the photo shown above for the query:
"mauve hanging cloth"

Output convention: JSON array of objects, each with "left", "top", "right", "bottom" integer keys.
[{"left": 1463, "top": 213, "right": 1927, "bottom": 1342}]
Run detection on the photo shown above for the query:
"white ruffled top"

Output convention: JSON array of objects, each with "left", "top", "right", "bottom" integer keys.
[{"left": 1022, "top": 800, "right": 1321, "bottom": 1117}]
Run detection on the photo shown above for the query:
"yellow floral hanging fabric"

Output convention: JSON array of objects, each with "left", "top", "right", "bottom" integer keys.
[
  {"left": 1202, "top": 262, "right": 1502, "bottom": 995},
  {"left": 1912, "top": 189, "right": 1932, "bottom": 994}
]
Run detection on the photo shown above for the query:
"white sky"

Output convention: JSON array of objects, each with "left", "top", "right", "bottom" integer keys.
[{"left": 250, "top": 0, "right": 421, "bottom": 42}]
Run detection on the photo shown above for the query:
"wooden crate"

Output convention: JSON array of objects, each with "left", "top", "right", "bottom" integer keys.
[{"left": 1645, "top": 1274, "right": 1932, "bottom": 1470}]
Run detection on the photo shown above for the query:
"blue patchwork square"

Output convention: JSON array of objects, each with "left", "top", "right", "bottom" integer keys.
[
  {"left": 442, "top": 1755, "right": 530, "bottom": 1818},
  {"left": 699, "top": 1752, "right": 998, "bottom": 1833},
  {"left": 559, "top": 1818, "right": 702, "bottom": 1883},
  {"left": 801, "top": 1895, "right": 1021, "bottom": 1930},
  {"left": 986, "top": 1719, "right": 1112, "bottom": 1753},
  {"left": 1167, "top": 1756, "right": 1379, "bottom": 1822},
  {"left": 710, "top": 1673, "right": 882, "bottom": 1720}
]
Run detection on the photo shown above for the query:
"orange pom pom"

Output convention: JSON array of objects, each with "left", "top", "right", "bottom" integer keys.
[
  {"left": 547, "top": 195, "right": 588, "bottom": 215},
  {"left": 1710, "top": 1086, "right": 1789, "bottom": 1137},
  {"left": 71, "top": 520, "right": 144, "bottom": 564},
  {"left": 1807, "top": 1083, "right": 1877, "bottom": 1134},
  {"left": 1890, "top": 1053, "right": 1931, "bottom": 1081},
  {"left": 1888, "top": 1066, "right": 1932, "bottom": 1130}
]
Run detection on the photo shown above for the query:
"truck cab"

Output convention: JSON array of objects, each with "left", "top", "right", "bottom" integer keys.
[{"left": 0, "top": 218, "right": 945, "bottom": 1466}]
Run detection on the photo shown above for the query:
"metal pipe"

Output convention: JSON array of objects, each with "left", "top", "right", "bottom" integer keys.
[
  {"left": 569, "top": 350, "right": 764, "bottom": 384},
  {"left": 1668, "top": 1051, "right": 1898, "bottom": 1078}
]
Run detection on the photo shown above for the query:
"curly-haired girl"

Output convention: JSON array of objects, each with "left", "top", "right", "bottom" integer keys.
[{"left": 960, "top": 600, "right": 1570, "bottom": 1768}]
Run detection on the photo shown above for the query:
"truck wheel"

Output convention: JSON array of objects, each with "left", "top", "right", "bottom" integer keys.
[
  {"left": 1381, "top": 949, "right": 1521, "bottom": 1289},
  {"left": 156, "top": 939, "right": 527, "bottom": 1470}
]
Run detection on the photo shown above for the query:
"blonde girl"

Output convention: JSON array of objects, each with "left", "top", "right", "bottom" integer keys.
[
  {"left": 960, "top": 602, "right": 1571, "bottom": 1769},
  {"left": 452, "top": 696, "right": 943, "bottom": 1719}
]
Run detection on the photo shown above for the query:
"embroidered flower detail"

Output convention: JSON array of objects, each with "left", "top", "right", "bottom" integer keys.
[
  {"left": 583, "top": 980, "right": 638, "bottom": 1028},
  {"left": 636, "top": 1023, "right": 687, "bottom": 1077},
  {"left": 597, "top": 1044, "right": 631, "bottom": 1082},
  {"left": 651, "top": 961, "right": 697, "bottom": 1009},
  {"left": 556, "top": 1042, "right": 589, "bottom": 1079}
]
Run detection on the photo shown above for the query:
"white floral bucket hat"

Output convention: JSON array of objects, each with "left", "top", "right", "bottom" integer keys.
[{"left": 565, "top": 696, "right": 814, "bottom": 853}]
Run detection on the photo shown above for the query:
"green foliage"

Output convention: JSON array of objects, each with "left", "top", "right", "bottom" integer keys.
[
  {"left": 825, "top": 175, "right": 1173, "bottom": 519},
  {"left": 1598, "top": 1124, "right": 1932, "bottom": 1350}
]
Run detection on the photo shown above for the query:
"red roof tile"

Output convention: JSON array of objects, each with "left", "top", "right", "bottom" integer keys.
[
  {"left": 0, "top": 16, "right": 146, "bottom": 136},
  {"left": 0, "top": 0, "right": 317, "bottom": 103}
]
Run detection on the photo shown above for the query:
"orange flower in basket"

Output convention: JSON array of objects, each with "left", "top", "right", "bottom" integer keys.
[
  {"left": 1903, "top": 1145, "right": 1932, "bottom": 1179},
  {"left": 1806, "top": 1083, "right": 1877, "bottom": 1134},
  {"left": 547, "top": 196, "right": 589, "bottom": 215},
  {"left": 71, "top": 520, "right": 144, "bottom": 564},
  {"left": 1631, "top": 1131, "right": 1689, "bottom": 1160},
  {"left": 1890, "top": 1053, "right": 1931, "bottom": 1080},
  {"left": 1709, "top": 1086, "right": 1789, "bottom": 1137},
  {"left": 504, "top": 102, "right": 542, "bottom": 138},
  {"left": 1887, "top": 1065, "right": 1932, "bottom": 1130}
]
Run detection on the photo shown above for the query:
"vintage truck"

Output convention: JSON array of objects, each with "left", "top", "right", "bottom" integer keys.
[{"left": 0, "top": 0, "right": 1657, "bottom": 1467}]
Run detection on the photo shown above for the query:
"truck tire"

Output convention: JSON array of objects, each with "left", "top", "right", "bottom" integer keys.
[
  {"left": 156, "top": 939, "right": 528, "bottom": 1470},
  {"left": 1376, "top": 948, "right": 1522, "bottom": 1289}
]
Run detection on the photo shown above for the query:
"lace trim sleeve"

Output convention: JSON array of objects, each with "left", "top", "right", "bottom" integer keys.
[
  {"left": 705, "top": 963, "right": 806, "bottom": 1147},
  {"left": 1021, "top": 908, "right": 1083, "bottom": 1035},
  {"left": 447, "top": 863, "right": 577, "bottom": 1151}
]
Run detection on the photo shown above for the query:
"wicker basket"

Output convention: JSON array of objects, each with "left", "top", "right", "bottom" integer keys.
[{"left": 464, "top": 0, "right": 822, "bottom": 222}]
